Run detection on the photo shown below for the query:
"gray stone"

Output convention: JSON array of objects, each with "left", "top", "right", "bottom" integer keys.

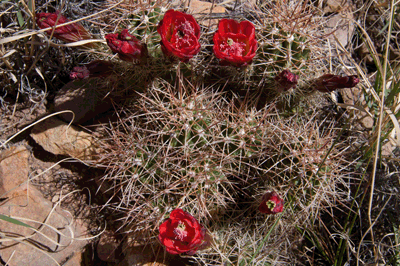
[
  {"left": 323, "top": 0, "right": 346, "bottom": 13},
  {"left": 325, "top": 12, "right": 355, "bottom": 49}
]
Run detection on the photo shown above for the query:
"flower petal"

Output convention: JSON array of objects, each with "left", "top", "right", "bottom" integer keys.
[
  {"left": 213, "top": 19, "right": 257, "bottom": 66},
  {"left": 157, "top": 9, "right": 201, "bottom": 62}
]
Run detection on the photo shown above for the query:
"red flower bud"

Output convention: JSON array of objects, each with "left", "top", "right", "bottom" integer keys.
[
  {"left": 313, "top": 74, "right": 359, "bottom": 92},
  {"left": 274, "top": 69, "right": 299, "bottom": 91},
  {"left": 105, "top": 29, "right": 148, "bottom": 63},
  {"left": 158, "top": 209, "right": 205, "bottom": 255},
  {"left": 70, "top": 66, "right": 90, "bottom": 80},
  {"left": 213, "top": 19, "right": 258, "bottom": 67},
  {"left": 259, "top": 191, "right": 284, "bottom": 214},
  {"left": 157, "top": 9, "right": 201, "bottom": 62},
  {"left": 70, "top": 60, "right": 114, "bottom": 80},
  {"left": 36, "top": 12, "right": 92, "bottom": 44}
]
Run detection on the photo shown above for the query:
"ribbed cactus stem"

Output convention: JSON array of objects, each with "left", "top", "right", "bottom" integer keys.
[{"left": 286, "top": 34, "right": 294, "bottom": 68}]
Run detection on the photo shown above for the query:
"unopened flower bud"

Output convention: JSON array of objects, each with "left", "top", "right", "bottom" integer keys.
[
  {"left": 274, "top": 69, "right": 299, "bottom": 91},
  {"left": 70, "top": 60, "right": 114, "bottom": 80},
  {"left": 36, "top": 12, "right": 93, "bottom": 47},
  {"left": 105, "top": 29, "right": 148, "bottom": 63},
  {"left": 313, "top": 74, "right": 359, "bottom": 92}
]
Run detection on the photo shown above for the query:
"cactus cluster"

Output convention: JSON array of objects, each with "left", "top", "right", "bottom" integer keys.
[
  {"left": 248, "top": 0, "right": 322, "bottom": 90},
  {"left": 100, "top": 80, "right": 271, "bottom": 226},
  {"left": 259, "top": 26, "right": 310, "bottom": 71},
  {"left": 30, "top": 0, "right": 358, "bottom": 263},
  {"left": 128, "top": 6, "right": 163, "bottom": 57},
  {"left": 96, "top": 74, "right": 354, "bottom": 263}
]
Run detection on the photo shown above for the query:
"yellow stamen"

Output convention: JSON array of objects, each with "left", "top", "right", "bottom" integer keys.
[{"left": 266, "top": 200, "right": 276, "bottom": 210}]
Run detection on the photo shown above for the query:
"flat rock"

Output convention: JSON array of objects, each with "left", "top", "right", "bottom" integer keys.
[
  {"left": 323, "top": 0, "right": 346, "bottom": 13},
  {"left": 54, "top": 78, "right": 114, "bottom": 125},
  {"left": 96, "top": 230, "right": 120, "bottom": 262},
  {"left": 325, "top": 12, "right": 355, "bottom": 49},
  {"left": 339, "top": 85, "right": 396, "bottom": 156},
  {"left": 0, "top": 188, "right": 89, "bottom": 266},
  {"left": 119, "top": 241, "right": 159, "bottom": 266},
  {"left": 322, "top": 0, "right": 355, "bottom": 51},
  {"left": 0, "top": 145, "right": 30, "bottom": 195},
  {"left": 63, "top": 251, "right": 83, "bottom": 266},
  {"left": 340, "top": 86, "right": 374, "bottom": 129},
  {"left": 188, "top": 0, "right": 225, "bottom": 28},
  {"left": 30, "top": 116, "right": 98, "bottom": 160},
  {"left": 117, "top": 238, "right": 183, "bottom": 266},
  {"left": 0, "top": 146, "right": 89, "bottom": 266}
]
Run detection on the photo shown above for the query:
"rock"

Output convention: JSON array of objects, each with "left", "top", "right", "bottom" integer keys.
[
  {"left": 96, "top": 230, "right": 120, "bottom": 262},
  {"left": 63, "top": 251, "right": 83, "bottom": 266},
  {"left": 0, "top": 146, "right": 89, "bottom": 266},
  {"left": 323, "top": 0, "right": 346, "bottom": 13},
  {"left": 30, "top": 116, "right": 98, "bottom": 160},
  {"left": 339, "top": 85, "right": 374, "bottom": 129},
  {"left": 325, "top": 12, "right": 355, "bottom": 49},
  {"left": 336, "top": 81, "right": 398, "bottom": 156},
  {"left": 117, "top": 237, "right": 188, "bottom": 266},
  {"left": 188, "top": 0, "right": 225, "bottom": 28},
  {"left": 118, "top": 239, "right": 165, "bottom": 266},
  {"left": 322, "top": 0, "right": 355, "bottom": 50},
  {"left": 119, "top": 242, "right": 158, "bottom": 266},
  {"left": 0, "top": 145, "right": 30, "bottom": 195},
  {"left": 357, "top": 43, "right": 375, "bottom": 65},
  {"left": 0, "top": 188, "right": 89, "bottom": 266},
  {"left": 382, "top": 140, "right": 395, "bottom": 157},
  {"left": 54, "top": 78, "right": 114, "bottom": 125}
]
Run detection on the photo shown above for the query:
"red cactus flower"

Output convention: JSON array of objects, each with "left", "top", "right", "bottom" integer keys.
[
  {"left": 70, "top": 60, "right": 114, "bottom": 80},
  {"left": 213, "top": 19, "right": 258, "bottom": 67},
  {"left": 259, "top": 191, "right": 284, "bottom": 214},
  {"left": 158, "top": 209, "right": 205, "bottom": 255},
  {"left": 313, "top": 74, "right": 360, "bottom": 92},
  {"left": 275, "top": 69, "right": 299, "bottom": 91},
  {"left": 157, "top": 9, "right": 201, "bottom": 62},
  {"left": 105, "top": 29, "right": 148, "bottom": 63},
  {"left": 36, "top": 12, "right": 92, "bottom": 45}
]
